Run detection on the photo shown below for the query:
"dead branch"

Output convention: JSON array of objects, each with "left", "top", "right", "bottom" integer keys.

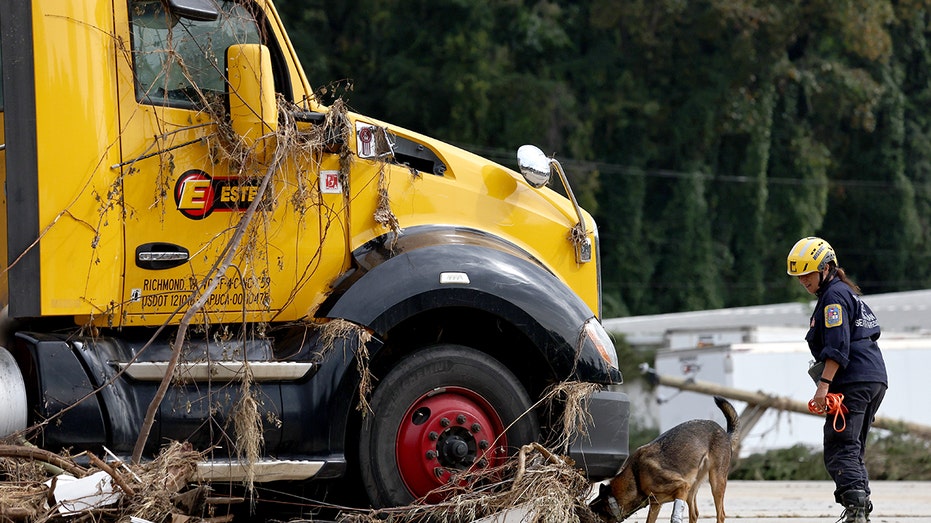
[
  {"left": 87, "top": 453, "right": 135, "bottom": 497},
  {"left": 0, "top": 445, "right": 86, "bottom": 478},
  {"left": 132, "top": 140, "right": 287, "bottom": 464}
]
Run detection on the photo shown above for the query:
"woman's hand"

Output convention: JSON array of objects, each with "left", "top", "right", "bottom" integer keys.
[{"left": 811, "top": 381, "right": 830, "bottom": 413}]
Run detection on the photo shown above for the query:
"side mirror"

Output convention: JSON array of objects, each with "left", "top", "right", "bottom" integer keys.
[
  {"left": 516, "top": 144, "right": 592, "bottom": 263},
  {"left": 168, "top": 0, "right": 219, "bottom": 21},
  {"left": 226, "top": 44, "right": 278, "bottom": 162},
  {"left": 517, "top": 145, "right": 551, "bottom": 188}
]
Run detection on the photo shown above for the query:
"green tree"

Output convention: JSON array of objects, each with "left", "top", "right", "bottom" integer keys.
[
  {"left": 273, "top": 0, "right": 931, "bottom": 315},
  {"left": 652, "top": 170, "right": 723, "bottom": 312},
  {"left": 897, "top": 5, "right": 931, "bottom": 290}
]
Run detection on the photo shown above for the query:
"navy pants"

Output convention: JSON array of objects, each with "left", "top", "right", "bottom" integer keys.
[{"left": 823, "top": 382, "right": 886, "bottom": 504}]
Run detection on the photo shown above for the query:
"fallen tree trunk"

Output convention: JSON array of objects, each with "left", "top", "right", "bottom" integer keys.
[{"left": 645, "top": 368, "right": 931, "bottom": 440}]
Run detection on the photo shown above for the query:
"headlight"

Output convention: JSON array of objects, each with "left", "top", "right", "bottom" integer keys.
[{"left": 583, "top": 318, "right": 619, "bottom": 371}]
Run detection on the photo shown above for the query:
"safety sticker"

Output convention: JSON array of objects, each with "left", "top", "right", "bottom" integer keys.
[
  {"left": 320, "top": 170, "right": 342, "bottom": 194},
  {"left": 825, "top": 303, "right": 843, "bottom": 328}
]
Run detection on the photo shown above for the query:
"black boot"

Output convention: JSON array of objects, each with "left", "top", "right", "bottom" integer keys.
[{"left": 839, "top": 490, "right": 870, "bottom": 523}]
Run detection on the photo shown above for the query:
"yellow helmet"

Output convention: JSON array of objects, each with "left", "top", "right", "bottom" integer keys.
[{"left": 787, "top": 237, "right": 836, "bottom": 276}]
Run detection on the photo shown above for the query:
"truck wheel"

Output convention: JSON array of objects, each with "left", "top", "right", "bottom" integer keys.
[{"left": 359, "top": 344, "right": 539, "bottom": 507}]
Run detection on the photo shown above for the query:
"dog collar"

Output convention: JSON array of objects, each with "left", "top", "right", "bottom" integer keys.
[{"left": 607, "top": 495, "right": 622, "bottom": 521}]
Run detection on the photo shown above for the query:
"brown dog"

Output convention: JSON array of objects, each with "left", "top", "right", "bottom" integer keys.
[{"left": 590, "top": 396, "right": 739, "bottom": 523}]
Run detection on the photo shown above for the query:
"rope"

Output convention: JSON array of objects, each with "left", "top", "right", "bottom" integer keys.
[{"left": 809, "top": 392, "right": 848, "bottom": 432}]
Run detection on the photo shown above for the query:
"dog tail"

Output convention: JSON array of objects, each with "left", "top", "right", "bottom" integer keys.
[{"left": 713, "top": 395, "right": 739, "bottom": 441}]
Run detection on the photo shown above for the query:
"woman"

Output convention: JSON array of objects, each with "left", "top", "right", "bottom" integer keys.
[{"left": 786, "top": 237, "right": 888, "bottom": 523}]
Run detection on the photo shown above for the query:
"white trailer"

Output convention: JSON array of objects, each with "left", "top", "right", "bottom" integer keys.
[{"left": 653, "top": 331, "right": 930, "bottom": 455}]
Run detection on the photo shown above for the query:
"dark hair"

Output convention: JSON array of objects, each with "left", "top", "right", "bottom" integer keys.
[{"left": 831, "top": 262, "right": 862, "bottom": 295}]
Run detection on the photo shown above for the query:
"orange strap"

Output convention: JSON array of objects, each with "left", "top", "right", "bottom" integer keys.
[{"left": 809, "top": 392, "right": 848, "bottom": 432}]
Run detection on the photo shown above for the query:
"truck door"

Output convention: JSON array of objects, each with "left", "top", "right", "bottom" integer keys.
[{"left": 115, "top": 0, "right": 348, "bottom": 326}]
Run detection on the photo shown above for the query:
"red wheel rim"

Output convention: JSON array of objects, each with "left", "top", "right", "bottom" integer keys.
[{"left": 395, "top": 386, "right": 508, "bottom": 502}]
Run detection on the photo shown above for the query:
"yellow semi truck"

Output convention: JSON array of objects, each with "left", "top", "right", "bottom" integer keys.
[{"left": 0, "top": 0, "right": 629, "bottom": 512}]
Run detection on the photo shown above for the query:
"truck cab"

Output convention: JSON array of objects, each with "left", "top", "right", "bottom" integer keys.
[{"left": 0, "top": 0, "right": 629, "bottom": 511}]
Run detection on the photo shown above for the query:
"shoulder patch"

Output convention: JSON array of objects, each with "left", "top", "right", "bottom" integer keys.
[{"left": 824, "top": 303, "right": 843, "bottom": 328}]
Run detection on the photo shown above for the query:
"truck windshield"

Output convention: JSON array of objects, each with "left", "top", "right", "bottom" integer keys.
[{"left": 130, "top": 0, "right": 260, "bottom": 107}]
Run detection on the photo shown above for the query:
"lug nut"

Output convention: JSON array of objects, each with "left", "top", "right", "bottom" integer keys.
[
  {"left": 479, "top": 440, "right": 489, "bottom": 449},
  {"left": 456, "top": 414, "right": 467, "bottom": 424},
  {"left": 440, "top": 417, "right": 450, "bottom": 427},
  {"left": 477, "top": 458, "right": 488, "bottom": 468},
  {"left": 429, "top": 431, "right": 439, "bottom": 441},
  {"left": 471, "top": 423, "right": 481, "bottom": 433},
  {"left": 426, "top": 450, "right": 437, "bottom": 460}
]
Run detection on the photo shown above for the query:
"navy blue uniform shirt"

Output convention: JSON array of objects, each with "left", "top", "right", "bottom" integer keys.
[{"left": 806, "top": 278, "right": 887, "bottom": 386}]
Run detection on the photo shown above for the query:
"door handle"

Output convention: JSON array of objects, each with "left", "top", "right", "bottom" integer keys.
[{"left": 135, "top": 243, "right": 190, "bottom": 270}]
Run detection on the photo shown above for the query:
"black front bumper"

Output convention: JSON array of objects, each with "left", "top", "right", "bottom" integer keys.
[{"left": 568, "top": 388, "right": 630, "bottom": 479}]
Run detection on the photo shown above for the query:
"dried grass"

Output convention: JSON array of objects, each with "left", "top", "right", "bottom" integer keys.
[
  {"left": 0, "top": 441, "right": 202, "bottom": 522},
  {"left": 542, "top": 382, "right": 600, "bottom": 454},
  {"left": 0, "top": 481, "right": 45, "bottom": 520},
  {"left": 0, "top": 456, "right": 47, "bottom": 482},
  {"left": 373, "top": 162, "right": 401, "bottom": 245},
  {"left": 128, "top": 441, "right": 202, "bottom": 521},
  {"left": 232, "top": 364, "right": 264, "bottom": 499},
  {"left": 336, "top": 442, "right": 599, "bottom": 523},
  {"left": 319, "top": 319, "right": 375, "bottom": 415}
]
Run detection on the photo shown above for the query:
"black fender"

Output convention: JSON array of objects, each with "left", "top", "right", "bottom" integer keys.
[
  {"left": 10, "top": 332, "right": 111, "bottom": 452},
  {"left": 321, "top": 226, "right": 621, "bottom": 385}
]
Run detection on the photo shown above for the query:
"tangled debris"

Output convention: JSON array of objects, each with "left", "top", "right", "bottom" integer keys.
[
  {"left": 335, "top": 443, "right": 600, "bottom": 523},
  {"left": 0, "top": 441, "right": 206, "bottom": 522},
  {"left": 0, "top": 439, "right": 600, "bottom": 523},
  {"left": 328, "top": 382, "right": 604, "bottom": 523},
  {"left": 0, "top": 381, "right": 605, "bottom": 523}
]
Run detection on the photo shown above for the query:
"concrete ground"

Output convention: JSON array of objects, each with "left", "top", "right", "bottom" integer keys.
[
  {"left": 478, "top": 480, "right": 931, "bottom": 522},
  {"left": 655, "top": 481, "right": 931, "bottom": 522}
]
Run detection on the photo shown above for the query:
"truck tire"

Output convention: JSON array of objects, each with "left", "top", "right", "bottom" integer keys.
[{"left": 359, "top": 344, "right": 539, "bottom": 507}]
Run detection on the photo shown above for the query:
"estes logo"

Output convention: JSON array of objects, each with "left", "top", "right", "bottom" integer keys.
[{"left": 174, "top": 170, "right": 261, "bottom": 219}]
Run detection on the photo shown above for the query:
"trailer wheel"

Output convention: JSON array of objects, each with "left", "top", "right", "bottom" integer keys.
[{"left": 359, "top": 344, "right": 538, "bottom": 507}]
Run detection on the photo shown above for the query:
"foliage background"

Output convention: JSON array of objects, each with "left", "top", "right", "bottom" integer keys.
[
  {"left": 275, "top": 0, "right": 931, "bottom": 317},
  {"left": 729, "top": 431, "right": 931, "bottom": 480}
]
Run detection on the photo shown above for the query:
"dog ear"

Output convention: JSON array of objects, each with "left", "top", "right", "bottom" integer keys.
[
  {"left": 591, "top": 483, "right": 615, "bottom": 521},
  {"left": 599, "top": 482, "right": 611, "bottom": 498}
]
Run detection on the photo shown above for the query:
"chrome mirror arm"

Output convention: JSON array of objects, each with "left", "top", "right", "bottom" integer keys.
[
  {"left": 516, "top": 144, "right": 592, "bottom": 264},
  {"left": 550, "top": 158, "right": 592, "bottom": 264}
]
